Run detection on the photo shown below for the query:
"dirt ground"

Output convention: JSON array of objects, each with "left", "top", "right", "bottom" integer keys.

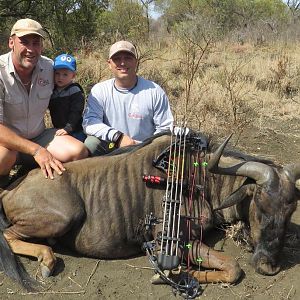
[{"left": 1, "top": 118, "right": 300, "bottom": 300}]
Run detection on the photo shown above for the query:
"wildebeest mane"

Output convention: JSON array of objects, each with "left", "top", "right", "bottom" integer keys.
[
  {"left": 106, "top": 131, "right": 275, "bottom": 170},
  {"left": 104, "top": 130, "right": 212, "bottom": 158},
  {"left": 105, "top": 131, "right": 173, "bottom": 156}
]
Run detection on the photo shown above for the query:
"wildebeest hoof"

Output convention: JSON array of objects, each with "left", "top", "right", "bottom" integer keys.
[
  {"left": 151, "top": 270, "right": 170, "bottom": 284},
  {"left": 40, "top": 263, "right": 53, "bottom": 278}
]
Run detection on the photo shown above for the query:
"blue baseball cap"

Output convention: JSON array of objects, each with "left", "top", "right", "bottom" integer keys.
[{"left": 53, "top": 54, "right": 76, "bottom": 71}]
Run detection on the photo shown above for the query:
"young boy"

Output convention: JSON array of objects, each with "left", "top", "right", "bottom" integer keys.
[{"left": 49, "top": 54, "right": 86, "bottom": 142}]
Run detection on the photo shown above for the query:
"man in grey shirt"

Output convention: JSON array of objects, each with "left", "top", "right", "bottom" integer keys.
[
  {"left": 83, "top": 40, "right": 173, "bottom": 155},
  {"left": 0, "top": 18, "right": 88, "bottom": 187}
]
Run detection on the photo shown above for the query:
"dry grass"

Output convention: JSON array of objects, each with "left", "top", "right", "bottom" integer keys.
[
  {"left": 225, "top": 221, "right": 252, "bottom": 251},
  {"left": 76, "top": 50, "right": 110, "bottom": 94}
]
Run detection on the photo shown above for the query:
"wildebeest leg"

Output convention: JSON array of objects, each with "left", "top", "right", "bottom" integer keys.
[
  {"left": 2, "top": 192, "right": 85, "bottom": 278},
  {"left": 185, "top": 241, "right": 242, "bottom": 283},
  {"left": 3, "top": 230, "right": 56, "bottom": 277}
]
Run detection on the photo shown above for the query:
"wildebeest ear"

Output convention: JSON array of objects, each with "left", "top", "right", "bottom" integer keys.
[{"left": 295, "top": 179, "right": 300, "bottom": 192}]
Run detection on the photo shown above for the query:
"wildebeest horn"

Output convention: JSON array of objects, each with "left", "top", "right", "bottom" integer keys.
[
  {"left": 283, "top": 164, "right": 300, "bottom": 191},
  {"left": 208, "top": 134, "right": 233, "bottom": 173},
  {"left": 214, "top": 184, "right": 250, "bottom": 210},
  {"left": 208, "top": 134, "right": 276, "bottom": 185},
  {"left": 284, "top": 163, "right": 300, "bottom": 182}
]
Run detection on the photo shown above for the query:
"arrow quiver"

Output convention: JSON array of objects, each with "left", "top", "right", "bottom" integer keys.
[{"left": 142, "top": 127, "right": 208, "bottom": 299}]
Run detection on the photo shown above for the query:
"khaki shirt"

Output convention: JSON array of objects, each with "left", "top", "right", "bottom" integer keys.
[{"left": 0, "top": 52, "right": 53, "bottom": 139}]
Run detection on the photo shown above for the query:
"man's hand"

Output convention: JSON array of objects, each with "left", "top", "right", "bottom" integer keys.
[
  {"left": 33, "top": 147, "right": 66, "bottom": 179},
  {"left": 119, "top": 134, "right": 137, "bottom": 147}
]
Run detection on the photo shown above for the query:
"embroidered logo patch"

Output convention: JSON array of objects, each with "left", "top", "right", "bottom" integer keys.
[{"left": 38, "top": 78, "right": 50, "bottom": 86}]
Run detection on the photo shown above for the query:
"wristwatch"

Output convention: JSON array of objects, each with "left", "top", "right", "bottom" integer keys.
[{"left": 112, "top": 131, "right": 124, "bottom": 147}]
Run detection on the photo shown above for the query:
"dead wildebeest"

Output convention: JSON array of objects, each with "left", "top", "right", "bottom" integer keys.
[{"left": 0, "top": 131, "right": 299, "bottom": 293}]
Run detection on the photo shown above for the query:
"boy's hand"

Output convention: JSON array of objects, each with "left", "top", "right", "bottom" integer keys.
[{"left": 55, "top": 129, "right": 68, "bottom": 136}]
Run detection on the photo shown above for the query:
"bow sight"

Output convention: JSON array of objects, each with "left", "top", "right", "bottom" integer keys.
[{"left": 142, "top": 127, "right": 207, "bottom": 299}]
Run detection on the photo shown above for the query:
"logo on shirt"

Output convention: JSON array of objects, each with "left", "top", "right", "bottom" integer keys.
[
  {"left": 38, "top": 78, "right": 50, "bottom": 86},
  {"left": 128, "top": 102, "right": 143, "bottom": 119},
  {"left": 128, "top": 112, "right": 143, "bottom": 119}
]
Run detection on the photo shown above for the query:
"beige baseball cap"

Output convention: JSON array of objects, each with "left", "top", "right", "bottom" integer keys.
[
  {"left": 10, "top": 18, "right": 45, "bottom": 38},
  {"left": 109, "top": 41, "right": 137, "bottom": 59}
]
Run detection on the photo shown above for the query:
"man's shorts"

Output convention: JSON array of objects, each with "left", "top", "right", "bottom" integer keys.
[
  {"left": 17, "top": 128, "right": 57, "bottom": 167},
  {"left": 84, "top": 135, "right": 116, "bottom": 156}
]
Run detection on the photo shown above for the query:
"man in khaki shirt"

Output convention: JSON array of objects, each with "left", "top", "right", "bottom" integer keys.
[{"left": 0, "top": 18, "right": 88, "bottom": 187}]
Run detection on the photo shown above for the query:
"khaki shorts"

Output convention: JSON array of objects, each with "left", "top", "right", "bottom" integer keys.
[{"left": 17, "top": 128, "right": 57, "bottom": 167}]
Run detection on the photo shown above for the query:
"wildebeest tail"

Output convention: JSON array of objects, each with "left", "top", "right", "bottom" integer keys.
[
  {"left": 0, "top": 204, "right": 39, "bottom": 291},
  {"left": 0, "top": 231, "right": 40, "bottom": 291}
]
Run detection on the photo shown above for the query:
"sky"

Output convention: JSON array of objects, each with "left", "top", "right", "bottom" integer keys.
[{"left": 148, "top": 2, "right": 162, "bottom": 20}]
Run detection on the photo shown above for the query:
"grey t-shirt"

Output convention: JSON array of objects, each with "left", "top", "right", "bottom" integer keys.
[{"left": 83, "top": 76, "right": 173, "bottom": 142}]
